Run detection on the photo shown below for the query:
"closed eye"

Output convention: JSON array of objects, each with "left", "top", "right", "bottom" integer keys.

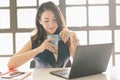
[{"left": 44, "top": 20, "right": 49, "bottom": 22}]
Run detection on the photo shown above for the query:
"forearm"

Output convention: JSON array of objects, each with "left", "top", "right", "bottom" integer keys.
[
  {"left": 69, "top": 44, "right": 76, "bottom": 58},
  {"left": 69, "top": 32, "right": 80, "bottom": 59},
  {"left": 8, "top": 48, "right": 40, "bottom": 69}
]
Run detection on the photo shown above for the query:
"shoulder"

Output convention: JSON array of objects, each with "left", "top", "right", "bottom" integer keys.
[
  {"left": 30, "top": 28, "right": 38, "bottom": 37},
  {"left": 16, "top": 40, "right": 32, "bottom": 53}
]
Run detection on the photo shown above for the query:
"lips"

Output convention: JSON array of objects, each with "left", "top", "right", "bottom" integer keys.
[
  {"left": 48, "top": 28, "right": 54, "bottom": 29},
  {"left": 48, "top": 27, "right": 56, "bottom": 30},
  {"left": 47, "top": 27, "right": 57, "bottom": 34},
  {"left": 48, "top": 28, "right": 55, "bottom": 31}
]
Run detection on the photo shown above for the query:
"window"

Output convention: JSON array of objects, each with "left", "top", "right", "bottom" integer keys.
[
  {"left": 88, "top": 6, "right": 109, "bottom": 26},
  {"left": 89, "top": 30, "right": 112, "bottom": 44},
  {"left": 0, "top": 10, "right": 10, "bottom": 29},
  {"left": 39, "top": 0, "right": 59, "bottom": 5},
  {"left": 0, "top": 0, "right": 9, "bottom": 7},
  {"left": 116, "top": 6, "right": 120, "bottom": 25},
  {"left": 116, "top": 0, "right": 120, "bottom": 3},
  {"left": 0, "top": 0, "right": 120, "bottom": 56},
  {"left": 0, "top": 33, "right": 13, "bottom": 55},
  {"left": 88, "top": 0, "right": 108, "bottom": 4},
  {"left": 75, "top": 31, "right": 87, "bottom": 45},
  {"left": 64, "top": 0, "right": 119, "bottom": 54},
  {"left": 15, "top": 33, "right": 31, "bottom": 52},
  {"left": 17, "top": 0, "right": 37, "bottom": 6},
  {"left": 17, "top": 9, "right": 37, "bottom": 28},
  {"left": 0, "top": 0, "right": 10, "bottom": 29},
  {"left": 115, "top": 30, "right": 120, "bottom": 52},
  {"left": 66, "top": 7, "right": 86, "bottom": 27}
]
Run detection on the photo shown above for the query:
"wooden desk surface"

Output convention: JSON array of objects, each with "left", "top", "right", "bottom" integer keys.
[
  {"left": 0, "top": 66, "right": 120, "bottom": 80},
  {"left": 32, "top": 66, "right": 120, "bottom": 80}
]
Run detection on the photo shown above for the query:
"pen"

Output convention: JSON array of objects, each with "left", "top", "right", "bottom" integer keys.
[
  {"left": 0, "top": 69, "right": 16, "bottom": 76},
  {"left": 0, "top": 72, "right": 9, "bottom": 76},
  {"left": 21, "top": 72, "right": 31, "bottom": 80}
]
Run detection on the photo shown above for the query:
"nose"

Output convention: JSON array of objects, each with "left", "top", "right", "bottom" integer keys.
[{"left": 48, "top": 21, "right": 53, "bottom": 27}]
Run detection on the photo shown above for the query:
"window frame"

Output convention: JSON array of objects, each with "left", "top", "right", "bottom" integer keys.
[{"left": 0, "top": 0, "right": 120, "bottom": 57}]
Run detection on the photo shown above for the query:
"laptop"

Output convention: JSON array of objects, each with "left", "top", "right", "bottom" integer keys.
[{"left": 50, "top": 43, "right": 114, "bottom": 79}]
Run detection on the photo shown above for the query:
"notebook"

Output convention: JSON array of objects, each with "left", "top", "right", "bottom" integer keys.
[{"left": 50, "top": 43, "right": 114, "bottom": 79}]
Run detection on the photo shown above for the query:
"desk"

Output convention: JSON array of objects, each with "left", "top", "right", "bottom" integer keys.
[
  {"left": 0, "top": 66, "right": 120, "bottom": 80},
  {"left": 32, "top": 66, "right": 120, "bottom": 80}
]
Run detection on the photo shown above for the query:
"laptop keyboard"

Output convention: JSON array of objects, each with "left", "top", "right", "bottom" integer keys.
[
  {"left": 51, "top": 68, "right": 71, "bottom": 77},
  {"left": 61, "top": 69, "right": 70, "bottom": 75}
]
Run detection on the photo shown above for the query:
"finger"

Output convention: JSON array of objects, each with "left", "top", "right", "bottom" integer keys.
[
  {"left": 47, "top": 44, "right": 55, "bottom": 53},
  {"left": 46, "top": 38, "right": 56, "bottom": 45},
  {"left": 62, "top": 32, "right": 70, "bottom": 43},
  {"left": 59, "top": 30, "right": 63, "bottom": 38},
  {"left": 59, "top": 31, "right": 66, "bottom": 42},
  {"left": 50, "top": 43, "right": 58, "bottom": 54},
  {"left": 64, "top": 35, "right": 69, "bottom": 43},
  {"left": 65, "top": 31, "right": 70, "bottom": 41},
  {"left": 53, "top": 51, "right": 58, "bottom": 55},
  {"left": 59, "top": 29, "right": 65, "bottom": 39},
  {"left": 49, "top": 42, "right": 58, "bottom": 49},
  {"left": 47, "top": 38, "right": 56, "bottom": 42},
  {"left": 47, "top": 43, "right": 58, "bottom": 53}
]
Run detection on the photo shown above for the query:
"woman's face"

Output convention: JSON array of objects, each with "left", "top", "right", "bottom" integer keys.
[{"left": 39, "top": 10, "right": 58, "bottom": 35}]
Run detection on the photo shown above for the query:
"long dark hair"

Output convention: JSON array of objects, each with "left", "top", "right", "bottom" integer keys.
[{"left": 31, "top": 1, "right": 65, "bottom": 47}]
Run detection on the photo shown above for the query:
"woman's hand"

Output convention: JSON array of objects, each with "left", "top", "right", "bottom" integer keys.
[
  {"left": 59, "top": 28, "right": 74, "bottom": 43},
  {"left": 37, "top": 38, "right": 58, "bottom": 55},
  {"left": 59, "top": 28, "right": 80, "bottom": 58}
]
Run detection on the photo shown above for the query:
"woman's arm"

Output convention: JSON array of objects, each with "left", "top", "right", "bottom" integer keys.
[
  {"left": 7, "top": 40, "right": 40, "bottom": 69},
  {"left": 8, "top": 37, "right": 59, "bottom": 69},
  {"left": 69, "top": 32, "right": 80, "bottom": 58},
  {"left": 59, "top": 28, "right": 80, "bottom": 58}
]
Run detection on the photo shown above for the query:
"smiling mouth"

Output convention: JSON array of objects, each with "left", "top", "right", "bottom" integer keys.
[{"left": 48, "top": 28, "right": 55, "bottom": 30}]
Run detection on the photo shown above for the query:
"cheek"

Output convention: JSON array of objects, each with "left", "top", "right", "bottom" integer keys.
[
  {"left": 41, "top": 23, "right": 47, "bottom": 29},
  {"left": 54, "top": 23, "right": 58, "bottom": 28}
]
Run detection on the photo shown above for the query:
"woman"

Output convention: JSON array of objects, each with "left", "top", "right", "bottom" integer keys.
[{"left": 8, "top": 1, "right": 79, "bottom": 69}]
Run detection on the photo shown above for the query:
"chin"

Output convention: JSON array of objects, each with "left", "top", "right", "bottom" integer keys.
[
  {"left": 47, "top": 32, "right": 55, "bottom": 35},
  {"left": 51, "top": 30, "right": 55, "bottom": 33},
  {"left": 47, "top": 29, "right": 57, "bottom": 34}
]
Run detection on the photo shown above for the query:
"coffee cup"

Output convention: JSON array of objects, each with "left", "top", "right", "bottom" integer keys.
[{"left": 47, "top": 34, "right": 60, "bottom": 48}]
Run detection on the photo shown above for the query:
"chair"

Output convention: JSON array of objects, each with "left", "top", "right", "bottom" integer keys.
[{"left": 30, "top": 60, "right": 35, "bottom": 68}]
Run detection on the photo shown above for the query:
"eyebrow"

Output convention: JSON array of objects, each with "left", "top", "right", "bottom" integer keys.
[
  {"left": 43, "top": 17, "right": 56, "bottom": 20},
  {"left": 43, "top": 18, "right": 48, "bottom": 20}
]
